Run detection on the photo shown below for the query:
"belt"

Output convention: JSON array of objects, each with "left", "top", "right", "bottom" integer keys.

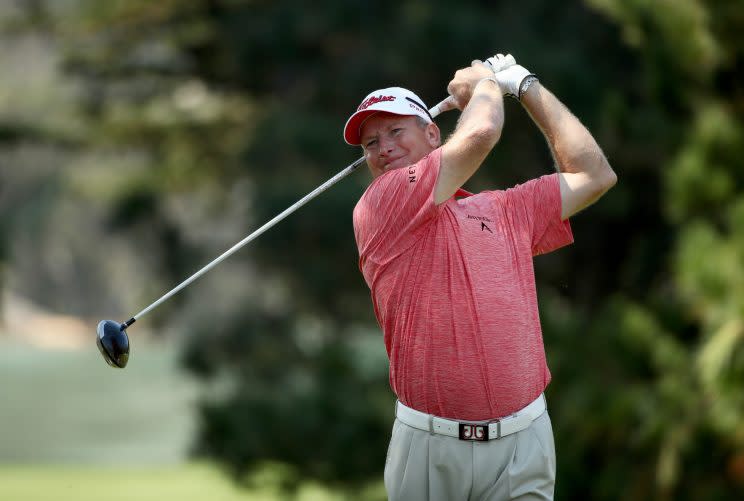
[{"left": 395, "top": 393, "right": 546, "bottom": 441}]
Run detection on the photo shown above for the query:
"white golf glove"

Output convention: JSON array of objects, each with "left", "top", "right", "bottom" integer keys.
[
  {"left": 485, "top": 53, "right": 537, "bottom": 100},
  {"left": 484, "top": 53, "right": 515, "bottom": 73}
]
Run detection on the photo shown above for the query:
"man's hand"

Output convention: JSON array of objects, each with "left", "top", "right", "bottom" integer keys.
[
  {"left": 486, "top": 53, "right": 537, "bottom": 100},
  {"left": 446, "top": 61, "right": 500, "bottom": 110},
  {"left": 484, "top": 53, "right": 515, "bottom": 73}
]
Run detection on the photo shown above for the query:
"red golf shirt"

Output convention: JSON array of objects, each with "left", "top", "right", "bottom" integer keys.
[{"left": 353, "top": 147, "right": 573, "bottom": 420}]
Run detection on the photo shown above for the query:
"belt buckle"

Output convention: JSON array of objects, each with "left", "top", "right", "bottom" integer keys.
[{"left": 458, "top": 422, "right": 495, "bottom": 441}]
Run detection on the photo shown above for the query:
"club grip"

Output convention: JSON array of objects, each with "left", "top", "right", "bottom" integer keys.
[{"left": 429, "top": 96, "right": 457, "bottom": 118}]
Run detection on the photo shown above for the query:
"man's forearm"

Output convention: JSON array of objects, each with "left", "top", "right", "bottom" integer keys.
[
  {"left": 436, "top": 75, "right": 504, "bottom": 205},
  {"left": 455, "top": 78, "right": 505, "bottom": 142},
  {"left": 520, "top": 82, "right": 609, "bottom": 177}
]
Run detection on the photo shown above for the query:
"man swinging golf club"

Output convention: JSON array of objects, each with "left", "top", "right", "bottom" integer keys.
[{"left": 346, "top": 54, "right": 617, "bottom": 500}]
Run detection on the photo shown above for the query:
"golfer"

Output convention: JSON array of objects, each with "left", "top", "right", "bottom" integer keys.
[{"left": 345, "top": 55, "right": 616, "bottom": 500}]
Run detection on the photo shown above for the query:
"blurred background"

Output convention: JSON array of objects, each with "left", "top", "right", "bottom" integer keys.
[{"left": 1, "top": 0, "right": 742, "bottom": 499}]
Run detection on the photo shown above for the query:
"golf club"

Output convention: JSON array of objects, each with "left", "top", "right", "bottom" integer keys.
[{"left": 97, "top": 95, "right": 459, "bottom": 368}]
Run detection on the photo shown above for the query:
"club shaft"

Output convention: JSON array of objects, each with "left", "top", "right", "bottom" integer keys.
[{"left": 129, "top": 96, "right": 455, "bottom": 323}]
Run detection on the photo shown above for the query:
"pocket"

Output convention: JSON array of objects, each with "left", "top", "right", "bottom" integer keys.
[
  {"left": 528, "top": 412, "right": 556, "bottom": 476},
  {"left": 384, "top": 419, "right": 418, "bottom": 500},
  {"left": 507, "top": 413, "right": 557, "bottom": 499},
  {"left": 385, "top": 419, "right": 400, "bottom": 465}
]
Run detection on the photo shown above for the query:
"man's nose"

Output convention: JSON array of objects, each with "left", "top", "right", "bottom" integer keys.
[{"left": 378, "top": 137, "right": 395, "bottom": 155}]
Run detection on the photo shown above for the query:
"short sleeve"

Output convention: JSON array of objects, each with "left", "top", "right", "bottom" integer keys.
[
  {"left": 353, "top": 148, "right": 443, "bottom": 272},
  {"left": 501, "top": 173, "right": 573, "bottom": 255}
]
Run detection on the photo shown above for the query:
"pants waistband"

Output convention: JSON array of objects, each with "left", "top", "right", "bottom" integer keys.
[{"left": 395, "top": 394, "right": 546, "bottom": 441}]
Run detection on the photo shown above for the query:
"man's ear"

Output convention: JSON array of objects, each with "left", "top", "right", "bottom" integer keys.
[{"left": 426, "top": 123, "right": 441, "bottom": 147}]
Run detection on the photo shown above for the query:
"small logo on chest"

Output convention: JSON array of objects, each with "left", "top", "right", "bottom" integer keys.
[
  {"left": 408, "top": 167, "right": 416, "bottom": 183},
  {"left": 466, "top": 214, "right": 493, "bottom": 233}
]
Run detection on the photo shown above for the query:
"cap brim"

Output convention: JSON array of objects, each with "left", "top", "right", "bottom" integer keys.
[{"left": 344, "top": 110, "right": 379, "bottom": 145}]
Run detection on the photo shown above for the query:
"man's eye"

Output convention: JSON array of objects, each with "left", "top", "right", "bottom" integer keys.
[
  {"left": 391, "top": 128, "right": 403, "bottom": 135},
  {"left": 365, "top": 139, "right": 378, "bottom": 148}
]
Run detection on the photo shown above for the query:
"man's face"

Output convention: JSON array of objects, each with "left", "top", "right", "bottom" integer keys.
[{"left": 360, "top": 112, "right": 440, "bottom": 178}]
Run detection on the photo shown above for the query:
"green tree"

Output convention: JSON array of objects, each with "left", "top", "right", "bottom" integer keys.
[
  {"left": 3, "top": 0, "right": 743, "bottom": 498},
  {"left": 543, "top": 1, "right": 744, "bottom": 499}
]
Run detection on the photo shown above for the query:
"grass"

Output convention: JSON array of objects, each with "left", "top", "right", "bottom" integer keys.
[
  {"left": 0, "top": 339, "right": 199, "bottom": 464},
  {"left": 0, "top": 462, "right": 387, "bottom": 500},
  {"left": 0, "top": 340, "right": 386, "bottom": 500},
  {"left": 0, "top": 463, "right": 251, "bottom": 501}
]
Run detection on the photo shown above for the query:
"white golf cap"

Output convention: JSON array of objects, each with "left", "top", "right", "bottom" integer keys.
[{"left": 343, "top": 87, "right": 432, "bottom": 145}]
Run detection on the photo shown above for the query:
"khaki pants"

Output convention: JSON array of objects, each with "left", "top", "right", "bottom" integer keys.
[{"left": 384, "top": 411, "right": 556, "bottom": 501}]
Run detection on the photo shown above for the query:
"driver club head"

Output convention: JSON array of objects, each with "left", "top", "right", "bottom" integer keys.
[{"left": 97, "top": 320, "right": 130, "bottom": 368}]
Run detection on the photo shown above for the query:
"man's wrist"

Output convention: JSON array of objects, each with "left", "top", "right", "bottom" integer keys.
[
  {"left": 477, "top": 76, "right": 499, "bottom": 88},
  {"left": 518, "top": 75, "right": 539, "bottom": 100}
]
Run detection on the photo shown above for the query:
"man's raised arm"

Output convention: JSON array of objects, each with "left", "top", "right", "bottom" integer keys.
[
  {"left": 521, "top": 82, "right": 617, "bottom": 220},
  {"left": 491, "top": 56, "right": 617, "bottom": 220},
  {"left": 436, "top": 62, "right": 505, "bottom": 205}
]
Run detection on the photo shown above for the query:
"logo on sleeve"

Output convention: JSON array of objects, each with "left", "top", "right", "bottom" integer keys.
[{"left": 408, "top": 167, "right": 416, "bottom": 183}]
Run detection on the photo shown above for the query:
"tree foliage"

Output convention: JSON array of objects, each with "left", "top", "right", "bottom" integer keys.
[{"left": 1, "top": 0, "right": 742, "bottom": 498}]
